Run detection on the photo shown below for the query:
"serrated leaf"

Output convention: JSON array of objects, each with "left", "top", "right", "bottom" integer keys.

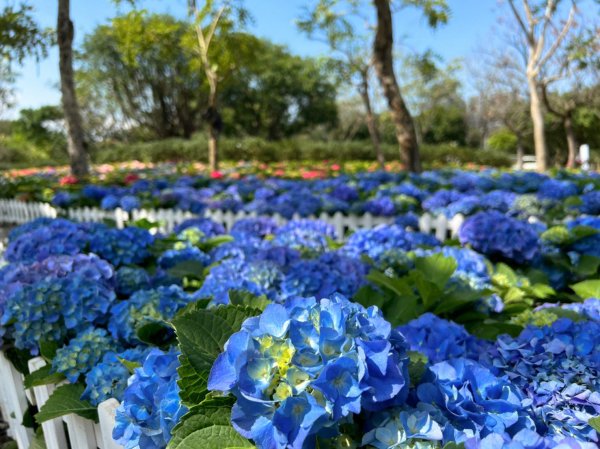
[
  {"left": 177, "top": 356, "right": 209, "bottom": 407},
  {"left": 168, "top": 407, "right": 231, "bottom": 448},
  {"left": 39, "top": 341, "right": 59, "bottom": 362},
  {"left": 229, "top": 290, "right": 271, "bottom": 311},
  {"left": 24, "top": 365, "right": 65, "bottom": 389},
  {"left": 575, "top": 255, "right": 600, "bottom": 277},
  {"left": 571, "top": 280, "right": 600, "bottom": 299},
  {"left": 414, "top": 254, "right": 457, "bottom": 289},
  {"left": 136, "top": 320, "right": 176, "bottom": 347},
  {"left": 35, "top": 384, "right": 97, "bottom": 424},
  {"left": 589, "top": 416, "right": 600, "bottom": 432},
  {"left": 169, "top": 424, "right": 253, "bottom": 449},
  {"left": 173, "top": 305, "right": 259, "bottom": 377}
]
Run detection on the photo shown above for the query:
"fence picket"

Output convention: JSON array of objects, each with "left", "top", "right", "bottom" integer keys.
[
  {"left": 0, "top": 352, "right": 33, "bottom": 449},
  {"left": 27, "top": 358, "right": 68, "bottom": 449},
  {"left": 98, "top": 399, "right": 123, "bottom": 449}
]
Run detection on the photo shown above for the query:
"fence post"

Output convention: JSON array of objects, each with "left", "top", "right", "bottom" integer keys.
[
  {"left": 0, "top": 352, "right": 33, "bottom": 449},
  {"left": 98, "top": 399, "right": 123, "bottom": 449},
  {"left": 27, "top": 358, "right": 68, "bottom": 449}
]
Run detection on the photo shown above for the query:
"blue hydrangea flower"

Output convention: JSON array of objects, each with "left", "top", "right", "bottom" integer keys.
[
  {"left": 489, "top": 319, "right": 600, "bottom": 443},
  {"left": 109, "top": 286, "right": 193, "bottom": 344},
  {"left": 5, "top": 219, "right": 90, "bottom": 263},
  {"left": 208, "top": 295, "right": 410, "bottom": 448},
  {"left": 1, "top": 254, "right": 117, "bottom": 354},
  {"left": 343, "top": 225, "right": 439, "bottom": 261},
  {"left": 579, "top": 191, "right": 600, "bottom": 215},
  {"left": 231, "top": 217, "right": 279, "bottom": 240},
  {"left": 115, "top": 266, "right": 151, "bottom": 297},
  {"left": 89, "top": 225, "right": 155, "bottom": 266},
  {"left": 119, "top": 195, "right": 141, "bottom": 212},
  {"left": 537, "top": 180, "right": 579, "bottom": 201},
  {"left": 52, "top": 327, "right": 116, "bottom": 383},
  {"left": 113, "top": 348, "right": 187, "bottom": 449},
  {"left": 82, "top": 347, "right": 151, "bottom": 406},
  {"left": 459, "top": 211, "right": 540, "bottom": 265},
  {"left": 362, "top": 408, "right": 444, "bottom": 448},
  {"left": 398, "top": 314, "right": 492, "bottom": 365},
  {"left": 417, "top": 358, "right": 535, "bottom": 442},
  {"left": 157, "top": 246, "right": 211, "bottom": 270},
  {"left": 272, "top": 220, "right": 337, "bottom": 255},
  {"left": 173, "top": 218, "right": 225, "bottom": 237}
]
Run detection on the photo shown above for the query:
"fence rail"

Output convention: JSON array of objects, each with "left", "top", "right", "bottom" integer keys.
[{"left": 0, "top": 199, "right": 464, "bottom": 241}]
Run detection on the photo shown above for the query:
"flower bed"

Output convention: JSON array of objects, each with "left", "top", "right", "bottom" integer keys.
[
  {"left": 1, "top": 167, "right": 599, "bottom": 222},
  {"left": 0, "top": 170, "right": 598, "bottom": 449}
]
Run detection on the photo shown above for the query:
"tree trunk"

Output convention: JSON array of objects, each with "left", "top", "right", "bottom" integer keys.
[
  {"left": 358, "top": 70, "right": 385, "bottom": 170},
  {"left": 57, "top": 0, "right": 89, "bottom": 178},
  {"left": 527, "top": 76, "right": 548, "bottom": 172},
  {"left": 516, "top": 140, "right": 524, "bottom": 170},
  {"left": 564, "top": 113, "right": 577, "bottom": 169},
  {"left": 372, "top": 0, "right": 420, "bottom": 172},
  {"left": 208, "top": 123, "right": 219, "bottom": 171}
]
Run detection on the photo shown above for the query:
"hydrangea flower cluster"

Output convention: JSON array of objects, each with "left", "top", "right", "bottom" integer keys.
[
  {"left": 83, "top": 347, "right": 151, "bottom": 406},
  {"left": 4, "top": 218, "right": 90, "bottom": 263},
  {"left": 113, "top": 348, "right": 187, "bottom": 449},
  {"left": 109, "top": 286, "right": 193, "bottom": 343},
  {"left": 488, "top": 319, "right": 600, "bottom": 444},
  {"left": 459, "top": 211, "right": 540, "bottom": 264},
  {"left": 208, "top": 295, "right": 410, "bottom": 448},
  {"left": 52, "top": 328, "right": 116, "bottom": 383},
  {"left": 343, "top": 224, "right": 439, "bottom": 261},
  {"left": 272, "top": 219, "right": 337, "bottom": 255},
  {"left": 397, "top": 314, "right": 491, "bottom": 364},
  {"left": 89, "top": 225, "right": 155, "bottom": 266},
  {"left": 1, "top": 254, "right": 116, "bottom": 354}
]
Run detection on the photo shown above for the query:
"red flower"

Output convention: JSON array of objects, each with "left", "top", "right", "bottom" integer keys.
[
  {"left": 331, "top": 164, "right": 341, "bottom": 171},
  {"left": 59, "top": 175, "right": 78, "bottom": 185},
  {"left": 210, "top": 171, "right": 224, "bottom": 179},
  {"left": 124, "top": 173, "right": 140, "bottom": 184}
]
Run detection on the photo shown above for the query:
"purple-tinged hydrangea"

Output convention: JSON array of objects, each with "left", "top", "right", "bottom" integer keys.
[
  {"left": 459, "top": 211, "right": 540, "bottom": 265},
  {"left": 398, "top": 314, "right": 492, "bottom": 364},
  {"left": 208, "top": 295, "right": 410, "bottom": 449},
  {"left": 113, "top": 348, "right": 187, "bottom": 449},
  {"left": 157, "top": 246, "right": 211, "bottom": 270},
  {"left": 83, "top": 347, "right": 151, "bottom": 406},
  {"left": 272, "top": 219, "right": 336, "bottom": 255},
  {"left": 417, "top": 358, "right": 535, "bottom": 443},
  {"left": 489, "top": 319, "right": 600, "bottom": 443},
  {"left": 5, "top": 218, "right": 90, "bottom": 263},
  {"left": 230, "top": 217, "right": 279, "bottom": 240},
  {"left": 1, "top": 254, "right": 116, "bottom": 354},
  {"left": 52, "top": 327, "right": 116, "bottom": 383},
  {"left": 343, "top": 225, "right": 439, "bottom": 261}
]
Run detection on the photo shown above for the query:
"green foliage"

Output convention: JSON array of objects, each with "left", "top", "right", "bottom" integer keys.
[
  {"left": 0, "top": 4, "right": 50, "bottom": 64},
  {"left": 487, "top": 128, "right": 518, "bottom": 153},
  {"left": 24, "top": 365, "right": 66, "bottom": 389},
  {"left": 170, "top": 304, "right": 259, "bottom": 448},
  {"left": 78, "top": 12, "right": 337, "bottom": 141},
  {"left": 491, "top": 263, "right": 555, "bottom": 314},
  {"left": 589, "top": 416, "right": 600, "bottom": 433},
  {"left": 571, "top": 280, "right": 600, "bottom": 300},
  {"left": 35, "top": 384, "right": 98, "bottom": 424}
]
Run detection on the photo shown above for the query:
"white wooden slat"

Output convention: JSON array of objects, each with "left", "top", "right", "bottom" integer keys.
[
  {"left": 63, "top": 414, "right": 98, "bottom": 449},
  {"left": 98, "top": 399, "right": 123, "bottom": 449},
  {"left": 0, "top": 352, "right": 33, "bottom": 449},
  {"left": 27, "top": 358, "right": 68, "bottom": 449}
]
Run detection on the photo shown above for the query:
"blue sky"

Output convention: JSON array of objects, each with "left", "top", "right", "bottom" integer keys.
[{"left": 11, "top": 0, "right": 501, "bottom": 116}]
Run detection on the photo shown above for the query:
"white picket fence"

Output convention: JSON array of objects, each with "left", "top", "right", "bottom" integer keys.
[
  {"left": 0, "top": 199, "right": 464, "bottom": 241},
  {"left": 0, "top": 351, "right": 122, "bottom": 449}
]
